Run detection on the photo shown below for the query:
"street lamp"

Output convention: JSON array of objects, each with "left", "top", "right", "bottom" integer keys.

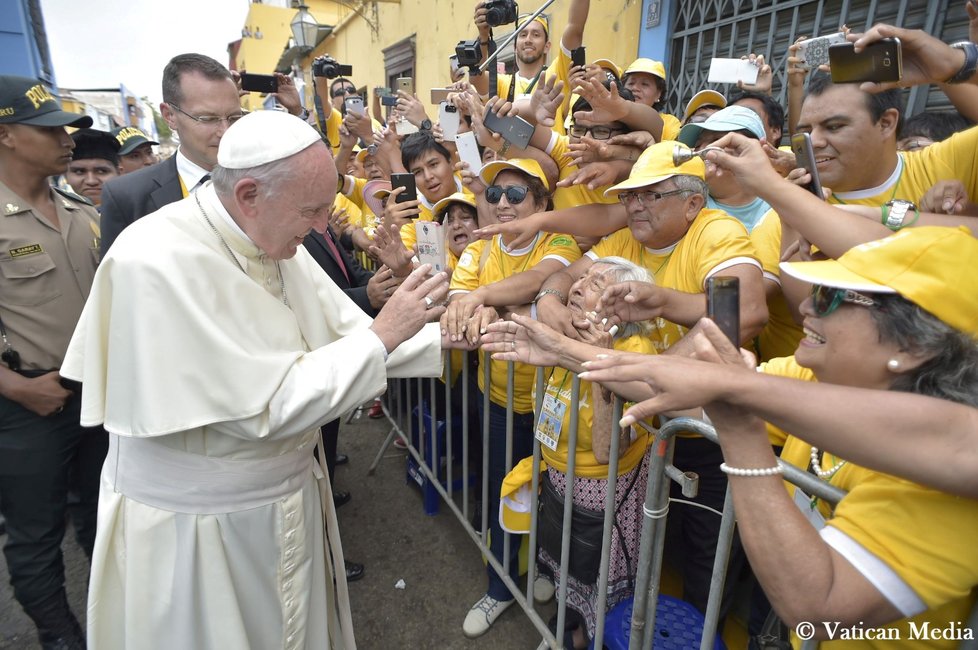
[{"left": 291, "top": 4, "right": 319, "bottom": 51}]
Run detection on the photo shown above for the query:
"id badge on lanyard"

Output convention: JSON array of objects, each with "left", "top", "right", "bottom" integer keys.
[{"left": 535, "top": 393, "right": 566, "bottom": 451}]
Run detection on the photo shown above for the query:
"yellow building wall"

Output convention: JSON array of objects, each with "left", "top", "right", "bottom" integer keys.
[
  {"left": 234, "top": 1, "right": 344, "bottom": 112},
  {"left": 301, "top": 0, "right": 642, "bottom": 117}
]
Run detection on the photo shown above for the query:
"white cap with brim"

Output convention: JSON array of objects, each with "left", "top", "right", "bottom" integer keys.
[
  {"left": 677, "top": 105, "right": 767, "bottom": 147},
  {"left": 218, "top": 110, "right": 322, "bottom": 169}
]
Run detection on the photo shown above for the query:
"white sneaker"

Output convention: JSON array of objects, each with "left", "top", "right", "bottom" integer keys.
[
  {"left": 462, "top": 593, "right": 513, "bottom": 638},
  {"left": 533, "top": 575, "right": 555, "bottom": 603}
]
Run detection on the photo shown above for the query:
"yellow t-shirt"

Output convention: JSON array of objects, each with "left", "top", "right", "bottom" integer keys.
[
  {"left": 547, "top": 133, "right": 620, "bottom": 211},
  {"left": 588, "top": 208, "right": 760, "bottom": 352},
  {"left": 537, "top": 334, "right": 654, "bottom": 477},
  {"left": 321, "top": 107, "right": 383, "bottom": 155},
  {"left": 761, "top": 357, "right": 978, "bottom": 650},
  {"left": 660, "top": 113, "right": 681, "bottom": 142},
  {"left": 751, "top": 210, "right": 803, "bottom": 361},
  {"left": 828, "top": 125, "right": 978, "bottom": 206},
  {"left": 450, "top": 232, "right": 581, "bottom": 412}
]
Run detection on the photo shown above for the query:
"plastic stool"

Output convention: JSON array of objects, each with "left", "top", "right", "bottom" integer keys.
[
  {"left": 593, "top": 594, "right": 726, "bottom": 650},
  {"left": 406, "top": 403, "right": 476, "bottom": 515}
]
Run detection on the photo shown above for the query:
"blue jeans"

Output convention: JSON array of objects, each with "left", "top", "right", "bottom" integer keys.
[{"left": 478, "top": 397, "right": 535, "bottom": 601}]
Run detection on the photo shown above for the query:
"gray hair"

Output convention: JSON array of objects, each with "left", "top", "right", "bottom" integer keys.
[
  {"left": 871, "top": 295, "right": 978, "bottom": 408},
  {"left": 672, "top": 174, "right": 709, "bottom": 200},
  {"left": 211, "top": 154, "right": 299, "bottom": 200},
  {"left": 592, "top": 256, "right": 654, "bottom": 339}
]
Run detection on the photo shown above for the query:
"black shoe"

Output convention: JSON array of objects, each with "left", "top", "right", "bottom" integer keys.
[
  {"left": 335, "top": 453, "right": 349, "bottom": 466},
  {"left": 345, "top": 560, "right": 365, "bottom": 582},
  {"left": 23, "top": 591, "right": 85, "bottom": 650},
  {"left": 333, "top": 490, "right": 351, "bottom": 509}
]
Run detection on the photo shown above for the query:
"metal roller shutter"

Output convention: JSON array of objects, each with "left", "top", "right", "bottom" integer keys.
[{"left": 666, "top": 0, "right": 972, "bottom": 141}]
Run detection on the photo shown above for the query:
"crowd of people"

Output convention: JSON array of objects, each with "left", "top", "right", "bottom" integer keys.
[{"left": 0, "top": 0, "right": 977, "bottom": 648}]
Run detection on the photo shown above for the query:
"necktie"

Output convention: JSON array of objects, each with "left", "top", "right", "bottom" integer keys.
[
  {"left": 192, "top": 174, "right": 211, "bottom": 193},
  {"left": 322, "top": 230, "right": 350, "bottom": 283}
]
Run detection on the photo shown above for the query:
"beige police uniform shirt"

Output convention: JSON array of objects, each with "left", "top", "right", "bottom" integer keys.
[{"left": 0, "top": 180, "right": 100, "bottom": 370}]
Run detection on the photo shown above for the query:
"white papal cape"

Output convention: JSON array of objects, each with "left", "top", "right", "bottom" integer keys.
[{"left": 61, "top": 185, "right": 442, "bottom": 650}]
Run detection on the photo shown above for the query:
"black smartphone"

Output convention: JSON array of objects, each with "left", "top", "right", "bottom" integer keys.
[
  {"left": 481, "top": 110, "right": 534, "bottom": 149},
  {"left": 707, "top": 276, "right": 740, "bottom": 346},
  {"left": 240, "top": 73, "right": 278, "bottom": 94},
  {"left": 571, "top": 46, "right": 587, "bottom": 68},
  {"left": 828, "top": 38, "right": 902, "bottom": 84},
  {"left": 390, "top": 173, "right": 417, "bottom": 204},
  {"left": 790, "top": 132, "right": 825, "bottom": 199},
  {"left": 381, "top": 94, "right": 399, "bottom": 107}
]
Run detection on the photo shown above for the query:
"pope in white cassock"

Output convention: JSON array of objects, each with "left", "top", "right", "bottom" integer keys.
[{"left": 61, "top": 110, "right": 452, "bottom": 649}]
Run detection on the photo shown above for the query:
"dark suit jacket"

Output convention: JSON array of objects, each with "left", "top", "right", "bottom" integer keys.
[
  {"left": 100, "top": 155, "right": 182, "bottom": 255},
  {"left": 303, "top": 228, "right": 377, "bottom": 317}
]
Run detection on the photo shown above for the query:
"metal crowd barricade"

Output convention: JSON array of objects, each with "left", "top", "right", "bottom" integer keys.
[{"left": 365, "top": 351, "right": 883, "bottom": 650}]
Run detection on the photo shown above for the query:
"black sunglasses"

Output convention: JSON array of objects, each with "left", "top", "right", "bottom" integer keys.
[
  {"left": 331, "top": 86, "right": 357, "bottom": 98},
  {"left": 485, "top": 185, "right": 529, "bottom": 204}
]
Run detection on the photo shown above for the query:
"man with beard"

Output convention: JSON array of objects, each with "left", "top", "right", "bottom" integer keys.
[{"left": 472, "top": 7, "right": 552, "bottom": 102}]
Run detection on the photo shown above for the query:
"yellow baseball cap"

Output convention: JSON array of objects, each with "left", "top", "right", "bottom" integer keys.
[
  {"left": 355, "top": 148, "right": 371, "bottom": 163},
  {"left": 480, "top": 157, "right": 549, "bottom": 190},
  {"left": 781, "top": 226, "right": 978, "bottom": 337},
  {"left": 682, "top": 89, "right": 728, "bottom": 122},
  {"left": 624, "top": 58, "right": 666, "bottom": 81},
  {"left": 592, "top": 58, "right": 622, "bottom": 79},
  {"left": 432, "top": 191, "right": 477, "bottom": 221},
  {"left": 605, "top": 141, "right": 705, "bottom": 197}
]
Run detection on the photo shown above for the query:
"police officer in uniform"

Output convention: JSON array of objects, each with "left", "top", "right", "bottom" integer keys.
[{"left": 0, "top": 75, "right": 107, "bottom": 649}]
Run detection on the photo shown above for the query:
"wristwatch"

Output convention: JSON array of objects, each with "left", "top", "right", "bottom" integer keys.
[
  {"left": 946, "top": 42, "right": 978, "bottom": 85},
  {"left": 297, "top": 107, "right": 311, "bottom": 121},
  {"left": 883, "top": 199, "right": 916, "bottom": 230},
  {"left": 420, "top": 118, "right": 433, "bottom": 131}
]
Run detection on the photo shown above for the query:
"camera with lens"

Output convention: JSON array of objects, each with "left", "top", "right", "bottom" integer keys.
[
  {"left": 312, "top": 55, "right": 354, "bottom": 79},
  {"left": 485, "top": 0, "right": 519, "bottom": 26},
  {"left": 455, "top": 39, "right": 483, "bottom": 71}
]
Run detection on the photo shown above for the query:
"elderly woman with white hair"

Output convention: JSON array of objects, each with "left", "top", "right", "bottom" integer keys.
[{"left": 489, "top": 256, "right": 656, "bottom": 649}]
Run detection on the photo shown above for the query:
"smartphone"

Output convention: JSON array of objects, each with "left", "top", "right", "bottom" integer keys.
[
  {"left": 707, "top": 276, "right": 740, "bottom": 346},
  {"left": 790, "top": 132, "right": 825, "bottom": 199},
  {"left": 829, "top": 38, "right": 902, "bottom": 83},
  {"left": 481, "top": 110, "right": 534, "bottom": 149},
  {"left": 415, "top": 222, "right": 448, "bottom": 273},
  {"left": 707, "top": 58, "right": 759, "bottom": 85},
  {"left": 374, "top": 86, "right": 391, "bottom": 97},
  {"left": 390, "top": 173, "right": 417, "bottom": 204},
  {"left": 240, "top": 73, "right": 278, "bottom": 94},
  {"left": 796, "top": 32, "right": 847, "bottom": 70},
  {"left": 344, "top": 96, "right": 366, "bottom": 117},
  {"left": 430, "top": 88, "right": 452, "bottom": 104},
  {"left": 439, "top": 102, "right": 460, "bottom": 141},
  {"left": 571, "top": 46, "right": 587, "bottom": 68},
  {"left": 381, "top": 94, "right": 399, "bottom": 107},
  {"left": 395, "top": 119, "right": 419, "bottom": 136},
  {"left": 396, "top": 77, "right": 414, "bottom": 95},
  {"left": 456, "top": 131, "right": 483, "bottom": 174}
]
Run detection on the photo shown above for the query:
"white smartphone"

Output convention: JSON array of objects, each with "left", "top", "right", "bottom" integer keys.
[
  {"left": 455, "top": 131, "right": 482, "bottom": 175},
  {"left": 439, "top": 102, "right": 460, "bottom": 141},
  {"left": 707, "top": 58, "right": 760, "bottom": 85},
  {"left": 395, "top": 116, "right": 419, "bottom": 136},
  {"left": 797, "top": 32, "right": 848, "bottom": 70},
  {"left": 415, "top": 221, "right": 447, "bottom": 273},
  {"left": 344, "top": 96, "right": 366, "bottom": 117}
]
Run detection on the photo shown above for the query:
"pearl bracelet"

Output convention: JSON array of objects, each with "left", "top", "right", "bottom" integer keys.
[{"left": 719, "top": 462, "right": 783, "bottom": 477}]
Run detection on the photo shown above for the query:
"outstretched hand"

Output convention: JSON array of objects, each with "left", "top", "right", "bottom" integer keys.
[
  {"left": 482, "top": 312, "right": 567, "bottom": 367},
  {"left": 371, "top": 265, "right": 448, "bottom": 352}
]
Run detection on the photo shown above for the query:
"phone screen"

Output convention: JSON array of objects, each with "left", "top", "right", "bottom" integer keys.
[{"left": 707, "top": 276, "right": 740, "bottom": 345}]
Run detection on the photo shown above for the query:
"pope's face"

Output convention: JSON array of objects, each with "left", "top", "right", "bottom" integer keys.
[{"left": 249, "top": 143, "right": 337, "bottom": 260}]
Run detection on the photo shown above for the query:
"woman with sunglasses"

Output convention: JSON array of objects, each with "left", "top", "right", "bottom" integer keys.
[
  {"left": 448, "top": 158, "right": 582, "bottom": 639},
  {"left": 581, "top": 226, "right": 978, "bottom": 648}
]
